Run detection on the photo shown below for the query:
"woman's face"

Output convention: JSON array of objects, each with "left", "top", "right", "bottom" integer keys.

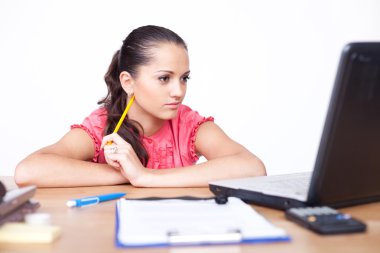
[{"left": 132, "top": 42, "right": 190, "bottom": 121}]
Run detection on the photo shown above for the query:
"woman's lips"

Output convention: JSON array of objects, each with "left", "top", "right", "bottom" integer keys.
[{"left": 165, "top": 102, "right": 180, "bottom": 109}]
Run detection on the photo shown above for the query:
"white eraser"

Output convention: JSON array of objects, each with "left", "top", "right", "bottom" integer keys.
[{"left": 24, "top": 213, "right": 51, "bottom": 225}]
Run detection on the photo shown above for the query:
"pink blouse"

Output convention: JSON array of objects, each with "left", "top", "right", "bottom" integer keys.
[{"left": 71, "top": 104, "right": 214, "bottom": 169}]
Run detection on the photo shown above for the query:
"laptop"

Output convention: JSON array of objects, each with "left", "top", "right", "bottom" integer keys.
[{"left": 209, "top": 42, "right": 380, "bottom": 210}]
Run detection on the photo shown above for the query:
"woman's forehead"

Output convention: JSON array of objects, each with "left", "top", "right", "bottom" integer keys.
[{"left": 143, "top": 43, "right": 189, "bottom": 72}]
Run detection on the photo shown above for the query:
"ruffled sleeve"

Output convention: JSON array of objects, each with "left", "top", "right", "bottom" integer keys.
[
  {"left": 71, "top": 108, "right": 107, "bottom": 163},
  {"left": 176, "top": 105, "right": 214, "bottom": 164}
]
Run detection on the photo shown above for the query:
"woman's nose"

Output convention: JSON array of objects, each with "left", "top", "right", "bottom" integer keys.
[{"left": 170, "top": 81, "right": 186, "bottom": 98}]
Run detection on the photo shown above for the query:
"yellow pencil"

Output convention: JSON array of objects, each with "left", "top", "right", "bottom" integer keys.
[{"left": 107, "top": 95, "right": 135, "bottom": 145}]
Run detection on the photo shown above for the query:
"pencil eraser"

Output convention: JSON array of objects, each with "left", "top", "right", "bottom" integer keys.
[{"left": 66, "top": 200, "right": 76, "bottom": 207}]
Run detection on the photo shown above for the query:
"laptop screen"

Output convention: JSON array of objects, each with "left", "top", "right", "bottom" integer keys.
[
  {"left": 209, "top": 43, "right": 380, "bottom": 210},
  {"left": 308, "top": 43, "right": 380, "bottom": 207}
]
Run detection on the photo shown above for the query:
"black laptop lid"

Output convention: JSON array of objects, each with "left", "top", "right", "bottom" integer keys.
[{"left": 308, "top": 43, "right": 380, "bottom": 207}]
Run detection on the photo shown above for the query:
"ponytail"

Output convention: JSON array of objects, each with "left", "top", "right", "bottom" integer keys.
[{"left": 98, "top": 50, "right": 149, "bottom": 166}]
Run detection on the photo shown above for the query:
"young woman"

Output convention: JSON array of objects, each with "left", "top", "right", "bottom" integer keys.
[{"left": 15, "top": 25, "right": 266, "bottom": 187}]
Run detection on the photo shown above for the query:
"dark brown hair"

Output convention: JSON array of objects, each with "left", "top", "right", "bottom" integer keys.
[{"left": 98, "top": 25, "right": 187, "bottom": 165}]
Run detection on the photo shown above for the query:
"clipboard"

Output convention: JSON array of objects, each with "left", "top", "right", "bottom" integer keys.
[{"left": 115, "top": 197, "right": 290, "bottom": 248}]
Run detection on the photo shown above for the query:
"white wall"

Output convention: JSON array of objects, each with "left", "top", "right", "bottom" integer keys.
[{"left": 1, "top": 0, "right": 379, "bottom": 176}]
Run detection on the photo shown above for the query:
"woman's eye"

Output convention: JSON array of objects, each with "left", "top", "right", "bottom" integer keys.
[
  {"left": 182, "top": 76, "right": 190, "bottom": 82},
  {"left": 159, "top": 76, "right": 169, "bottom": 82}
]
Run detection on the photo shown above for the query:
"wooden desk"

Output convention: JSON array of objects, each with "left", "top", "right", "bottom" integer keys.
[{"left": 1, "top": 176, "right": 380, "bottom": 253}]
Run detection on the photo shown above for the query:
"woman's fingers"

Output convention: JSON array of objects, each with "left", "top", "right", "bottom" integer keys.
[
  {"left": 102, "top": 133, "right": 135, "bottom": 170},
  {"left": 101, "top": 133, "right": 125, "bottom": 148},
  {"left": 103, "top": 143, "right": 118, "bottom": 154},
  {"left": 101, "top": 133, "right": 146, "bottom": 185}
]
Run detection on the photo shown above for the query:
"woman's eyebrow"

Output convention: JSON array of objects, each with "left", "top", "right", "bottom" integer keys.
[
  {"left": 155, "top": 70, "right": 174, "bottom": 74},
  {"left": 154, "top": 70, "right": 191, "bottom": 75}
]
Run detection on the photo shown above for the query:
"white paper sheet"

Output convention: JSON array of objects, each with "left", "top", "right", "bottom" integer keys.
[{"left": 116, "top": 197, "right": 289, "bottom": 247}]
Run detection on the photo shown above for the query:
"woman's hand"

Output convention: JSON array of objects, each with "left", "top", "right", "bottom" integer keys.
[{"left": 101, "top": 133, "right": 148, "bottom": 186}]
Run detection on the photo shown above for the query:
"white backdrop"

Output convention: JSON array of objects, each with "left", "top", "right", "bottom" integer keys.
[{"left": 1, "top": 0, "right": 380, "bottom": 176}]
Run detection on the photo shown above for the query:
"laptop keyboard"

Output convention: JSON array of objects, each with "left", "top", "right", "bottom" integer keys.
[
  {"left": 264, "top": 175, "right": 310, "bottom": 196},
  {"left": 243, "top": 172, "right": 312, "bottom": 198}
]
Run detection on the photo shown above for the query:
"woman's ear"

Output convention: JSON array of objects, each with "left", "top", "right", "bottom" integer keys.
[{"left": 119, "top": 71, "right": 134, "bottom": 95}]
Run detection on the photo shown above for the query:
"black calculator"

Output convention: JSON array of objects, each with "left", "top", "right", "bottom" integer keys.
[{"left": 285, "top": 206, "right": 366, "bottom": 235}]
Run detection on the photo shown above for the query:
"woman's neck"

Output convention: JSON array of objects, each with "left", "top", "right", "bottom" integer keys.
[{"left": 128, "top": 106, "right": 165, "bottom": 137}]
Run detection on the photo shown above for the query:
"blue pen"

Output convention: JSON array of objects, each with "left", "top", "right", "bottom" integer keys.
[{"left": 66, "top": 192, "right": 126, "bottom": 207}]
